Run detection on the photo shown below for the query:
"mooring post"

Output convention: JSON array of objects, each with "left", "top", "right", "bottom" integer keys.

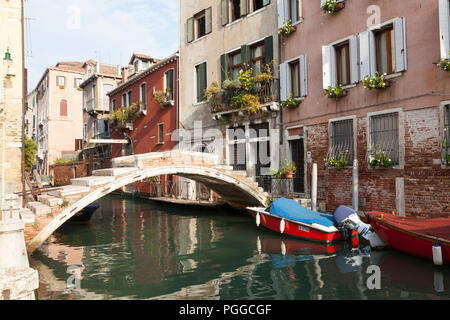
[
  {"left": 352, "top": 159, "right": 359, "bottom": 212},
  {"left": 311, "top": 163, "right": 317, "bottom": 212}
]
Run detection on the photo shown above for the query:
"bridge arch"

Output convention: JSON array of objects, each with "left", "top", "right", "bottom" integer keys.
[{"left": 27, "top": 165, "right": 268, "bottom": 254}]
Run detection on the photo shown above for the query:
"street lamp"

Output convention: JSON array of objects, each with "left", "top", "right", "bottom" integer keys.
[{"left": 3, "top": 47, "right": 16, "bottom": 78}]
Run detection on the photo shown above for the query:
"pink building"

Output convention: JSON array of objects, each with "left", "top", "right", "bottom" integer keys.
[{"left": 278, "top": 0, "right": 450, "bottom": 216}]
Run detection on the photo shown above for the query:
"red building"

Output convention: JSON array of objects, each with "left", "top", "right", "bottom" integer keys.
[{"left": 108, "top": 52, "right": 179, "bottom": 196}]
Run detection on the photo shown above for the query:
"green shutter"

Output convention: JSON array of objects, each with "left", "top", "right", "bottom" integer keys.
[
  {"left": 264, "top": 36, "right": 274, "bottom": 66},
  {"left": 198, "top": 62, "right": 207, "bottom": 102},
  {"left": 187, "top": 17, "right": 194, "bottom": 43},
  {"left": 220, "top": 54, "right": 230, "bottom": 83},
  {"left": 221, "top": 0, "right": 228, "bottom": 26},
  {"left": 241, "top": 45, "right": 251, "bottom": 71},
  {"left": 205, "top": 7, "right": 212, "bottom": 34}
]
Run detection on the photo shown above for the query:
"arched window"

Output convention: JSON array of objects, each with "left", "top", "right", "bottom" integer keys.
[{"left": 60, "top": 99, "right": 68, "bottom": 116}]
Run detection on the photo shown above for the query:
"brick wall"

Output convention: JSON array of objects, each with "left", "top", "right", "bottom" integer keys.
[
  {"left": 51, "top": 162, "right": 86, "bottom": 186},
  {"left": 305, "top": 107, "right": 450, "bottom": 217}
]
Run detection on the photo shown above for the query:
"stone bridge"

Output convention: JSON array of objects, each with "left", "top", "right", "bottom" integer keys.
[{"left": 23, "top": 151, "right": 269, "bottom": 254}]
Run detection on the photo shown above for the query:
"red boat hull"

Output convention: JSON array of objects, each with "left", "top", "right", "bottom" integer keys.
[
  {"left": 367, "top": 211, "right": 450, "bottom": 265},
  {"left": 248, "top": 210, "right": 345, "bottom": 244}
]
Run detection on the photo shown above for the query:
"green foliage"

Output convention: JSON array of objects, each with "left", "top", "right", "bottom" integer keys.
[
  {"left": 363, "top": 71, "right": 388, "bottom": 91},
  {"left": 54, "top": 158, "right": 79, "bottom": 165},
  {"left": 326, "top": 85, "right": 345, "bottom": 98},
  {"left": 109, "top": 103, "right": 138, "bottom": 124},
  {"left": 24, "top": 137, "right": 38, "bottom": 173},
  {"left": 281, "top": 94, "right": 302, "bottom": 108},
  {"left": 322, "top": 0, "right": 339, "bottom": 13},
  {"left": 440, "top": 59, "right": 450, "bottom": 72},
  {"left": 369, "top": 148, "right": 395, "bottom": 168},
  {"left": 278, "top": 19, "right": 295, "bottom": 36},
  {"left": 205, "top": 81, "right": 225, "bottom": 113},
  {"left": 326, "top": 151, "right": 349, "bottom": 168}
]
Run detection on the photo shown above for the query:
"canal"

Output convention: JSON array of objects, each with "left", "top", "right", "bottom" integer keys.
[{"left": 30, "top": 194, "right": 449, "bottom": 300}]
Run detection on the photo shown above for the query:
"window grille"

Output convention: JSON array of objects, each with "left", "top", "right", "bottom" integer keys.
[
  {"left": 327, "top": 119, "right": 354, "bottom": 165},
  {"left": 369, "top": 112, "right": 399, "bottom": 165}
]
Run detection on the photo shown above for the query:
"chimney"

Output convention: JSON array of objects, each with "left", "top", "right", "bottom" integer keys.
[
  {"left": 117, "top": 65, "right": 121, "bottom": 77},
  {"left": 96, "top": 62, "right": 100, "bottom": 74},
  {"left": 121, "top": 67, "right": 128, "bottom": 83}
]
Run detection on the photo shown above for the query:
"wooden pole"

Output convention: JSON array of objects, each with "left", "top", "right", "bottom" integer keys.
[
  {"left": 352, "top": 159, "right": 359, "bottom": 212},
  {"left": 311, "top": 163, "right": 317, "bottom": 211}
]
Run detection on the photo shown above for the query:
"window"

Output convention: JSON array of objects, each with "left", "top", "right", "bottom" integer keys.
[
  {"left": 288, "top": 0, "right": 300, "bottom": 23},
  {"left": 93, "top": 120, "right": 98, "bottom": 137},
  {"left": 75, "top": 78, "right": 82, "bottom": 88},
  {"left": 57, "top": 76, "right": 65, "bottom": 87},
  {"left": 102, "top": 83, "right": 114, "bottom": 111},
  {"left": 134, "top": 60, "right": 139, "bottom": 73},
  {"left": 187, "top": 7, "right": 212, "bottom": 43},
  {"left": 127, "top": 90, "right": 132, "bottom": 106},
  {"left": 195, "top": 62, "right": 207, "bottom": 103},
  {"left": 250, "top": 123, "right": 271, "bottom": 175},
  {"left": 228, "top": 126, "right": 246, "bottom": 171},
  {"left": 229, "top": 50, "right": 242, "bottom": 80},
  {"left": 164, "top": 69, "right": 175, "bottom": 100},
  {"left": 375, "top": 26, "right": 395, "bottom": 75},
  {"left": 251, "top": 42, "right": 265, "bottom": 76},
  {"left": 231, "top": 0, "right": 242, "bottom": 22},
  {"left": 369, "top": 112, "right": 399, "bottom": 165},
  {"left": 335, "top": 41, "right": 350, "bottom": 86},
  {"left": 254, "top": 0, "right": 264, "bottom": 11},
  {"left": 439, "top": 0, "right": 450, "bottom": 60},
  {"left": 289, "top": 60, "right": 301, "bottom": 98},
  {"left": 60, "top": 99, "right": 68, "bottom": 117},
  {"left": 158, "top": 123, "right": 164, "bottom": 144},
  {"left": 122, "top": 93, "right": 127, "bottom": 107},
  {"left": 328, "top": 118, "right": 354, "bottom": 165},
  {"left": 111, "top": 99, "right": 116, "bottom": 112},
  {"left": 140, "top": 83, "right": 147, "bottom": 110}
]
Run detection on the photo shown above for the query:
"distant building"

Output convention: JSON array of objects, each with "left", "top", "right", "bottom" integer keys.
[
  {"left": 108, "top": 52, "right": 179, "bottom": 195},
  {"left": 25, "top": 89, "right": 37, "bottom": 140},
  {"left": 78, "top": 60, "right": 122, "bottom": 175},
  {"left": 31, "top": 61, "right": 86, "bottom": 176},
  {"left": 0, "top": 0, "right": 24, "bottom": 194}
]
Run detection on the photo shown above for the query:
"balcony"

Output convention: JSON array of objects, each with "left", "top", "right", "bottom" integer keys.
[
  {"left": 86, "top": 98, "right": 110, "bottom": 113},
  {"left": 207, "top": 76, "right": 280, "bottom": 120}
]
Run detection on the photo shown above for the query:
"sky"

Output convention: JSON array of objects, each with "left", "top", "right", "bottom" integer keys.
[{"left": 24, "top": 0, "right": 179, "bottom": 91}]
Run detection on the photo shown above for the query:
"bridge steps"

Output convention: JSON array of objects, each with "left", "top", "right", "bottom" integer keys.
[
  {"left": 71, "top": 176, "right": 116, "bottom": 187},
  {"left": 48, "top": 185, "right": 91, "bottom": 197},
  {"left": 37, "top": 194, "right": 63, "bottom": 207},
  {"left": 26, "top": 202, "right": 52, "bottom": 217},
  {"left": 92, "top": 167, "right": 138, "bottom": 177},
  {"left": 20, "top": 208, "right": 35, "bottom": 225}
]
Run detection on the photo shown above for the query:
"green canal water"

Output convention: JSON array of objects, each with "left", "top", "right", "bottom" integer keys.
[{"left": 30, "top": 194, "right": 449, "bottom": 300}]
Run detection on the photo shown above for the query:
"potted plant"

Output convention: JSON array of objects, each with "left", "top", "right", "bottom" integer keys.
[
  {"left": 58, "top": 85, "right": 65, "bottom": 89},
  {"left": 322, "top": 0, "right": 345, "bottom": 14},
  {"left": 278, "top": 19, "right": 296, "bottom": 36},
  {"left": 205, "top": 81, "right": 225, "bottom": 113},
  {"left": 368, "top": 148, "right": 395, "bottom": 168},
  {"left": 281, "top": 94, "right": 302, "bottom": 109},
  {"left": 282, "top": 159, "right": 296, "bottom": 178},
  {"left": 326, "top": 85, "right": 347, "bottom": 98},
  {"left": 440, "top": 59, "right": 450, "bottom": 72},
  {"left": 325, "top": 151, "right": 349, "bottom": 168},
  {"left": 363, "top": 71, "right": 390, "bottom": 91}
]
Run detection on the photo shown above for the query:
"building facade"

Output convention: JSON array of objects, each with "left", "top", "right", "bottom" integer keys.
[
  {"left": 32, "top": 61, "right": 86, "bottom": 176},
  {"left": 79, "top": 60, "right": 122, "bottom": 175},
  {"left": 25, "top": 89, "right": 37, "bottom": 140},
  {"left": 179, "top": 0, "right": 281, "bottom": 183},
  {"left": 108, "top": 53, "right": 179, "bottom": 195},
  {"left": 0, "top": 0, "right": 24, "bottom": 195},
  {"left": 279, "top": 0, "right": 450, "bottom": 216}
]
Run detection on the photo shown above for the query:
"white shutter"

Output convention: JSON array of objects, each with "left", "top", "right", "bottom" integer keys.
[
  {"left": 322, "top": 45, "right": 336, "bottom": 89},
  {"left": 279, "top": 62, "right": 289, "bottom": 100},
  {"left": 359, "top": 30, "right": 376, "bottom": 78},
  {"left": 439, "top": 0, "right": 450, "bottom": 60},
  {"left": 349, "top": 35, "right": 360, "bottom": 83},
  {"left": 221, "top": 0, "right": 229, "bottom": 26},
  {"left": 300, "top": 55, "right": 308, "bottom": 97},
  {"left": 241, "top": 0, "right": 248, "bottom": 16},
  {"left": 205, "top": 7, "right": 212, "bottom": 34},
  {"left": 394, "top": 17, "right": 407, "bottom": 72},
  {"left": 187, "top": 18, "right": 194, "bottom": 43},
  {"left": 277, "top": 0, "right": 287, "bottom": 28}
]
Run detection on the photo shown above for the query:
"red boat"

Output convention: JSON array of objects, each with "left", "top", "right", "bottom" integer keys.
[
  {"left": 247, "top": 199, "right": 358, "bottom": 245},
  {"left": 367, "top": 211, "right": 450, "bottom": 266}
]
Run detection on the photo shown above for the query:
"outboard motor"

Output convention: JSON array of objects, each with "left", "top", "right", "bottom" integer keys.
[{"left": 333, "top": 206, "right": 372, "bottom": 240}]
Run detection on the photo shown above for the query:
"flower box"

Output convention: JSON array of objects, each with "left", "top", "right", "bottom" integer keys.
[{"left": 322, "top": 0, "right": 345, "bottom": 14}]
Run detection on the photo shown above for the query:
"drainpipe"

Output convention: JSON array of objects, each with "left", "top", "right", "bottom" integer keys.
[{"left": 1, "top": 122, "right": 5, "bottom": 207}]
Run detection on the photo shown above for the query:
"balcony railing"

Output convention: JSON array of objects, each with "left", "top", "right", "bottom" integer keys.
[
  {"left": 86, "top": 99, "right": 110, "bottom": 113},
  {"left": 256, "top": 175, "right": 294, "bottom": 197},
  {"left": 209, "top": 78, "right": 279, "bottom": 115}
]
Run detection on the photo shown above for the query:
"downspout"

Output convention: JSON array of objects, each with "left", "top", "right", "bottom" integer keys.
[{"left": 21, "top": 0, "right": 26, "bottom": 207}]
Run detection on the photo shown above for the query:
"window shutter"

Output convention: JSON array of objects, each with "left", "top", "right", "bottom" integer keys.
[
  {"left": 322, "top": 45, "right": 336, "bottom": 89},
  {"left": 221, "top": 0, "right": 229, "bottom": 26},
  {"left": 277, "top": 0, "right": 287, "bottom": 29},
  {"left": 439, "top": 0, "right": 450, "bottom": 60},
  {"left": 220, "top": 54, "right": 230, "bottom": 83},
  {"left": 264, "top": 36, "right": 274, "bottom": 65},
  {"left": 241, "top": 45, "right": 251, "bottom": 70},
  {"left": 393, "top": 17, "right": 407, "bottom": 73},
  {"left": 349, "top": 35, "right": 360, "bottom": 84},
  {"left": 279, "top": 62, "right": 289, "bottom": 101},
  {"left": 241, "top": 0, "right": 248, "bottom": 16},
  {"left": 187, "top": 17, "right": 194, "bottom": 43},
  {"left": 199, "top": 62, "right": 207, "bottom": 101},
  {"left": 299, "top": 55, "right": 308, "bottom": 97},
  {"left": 359, "top": 30, "right": 375, "bottom": 79},
  {"left": 205, "top": 7, "right": 212, "bottom": 34}
]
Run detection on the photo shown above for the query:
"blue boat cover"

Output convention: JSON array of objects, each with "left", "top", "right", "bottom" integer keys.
[
  {"left": 269, "top": 198, "right": 335, "bottom": 228},
  {"left": 333, "top": 205, "right": 357, "bottom": 226}
]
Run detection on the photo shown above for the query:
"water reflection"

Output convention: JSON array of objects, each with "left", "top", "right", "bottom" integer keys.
[{"left": 30, "top": 194, "right": 449, "bottom": 300}]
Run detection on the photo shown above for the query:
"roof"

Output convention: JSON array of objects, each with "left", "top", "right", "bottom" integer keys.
[
  {"left": 53, "top": 61, "right": 85, "bottom": 73},
  {"left": 108, "top": 52, "right": 179, "bottom": 97},
  {"left": 129, "top": 53, "right": 158, "bottom": 65}
]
